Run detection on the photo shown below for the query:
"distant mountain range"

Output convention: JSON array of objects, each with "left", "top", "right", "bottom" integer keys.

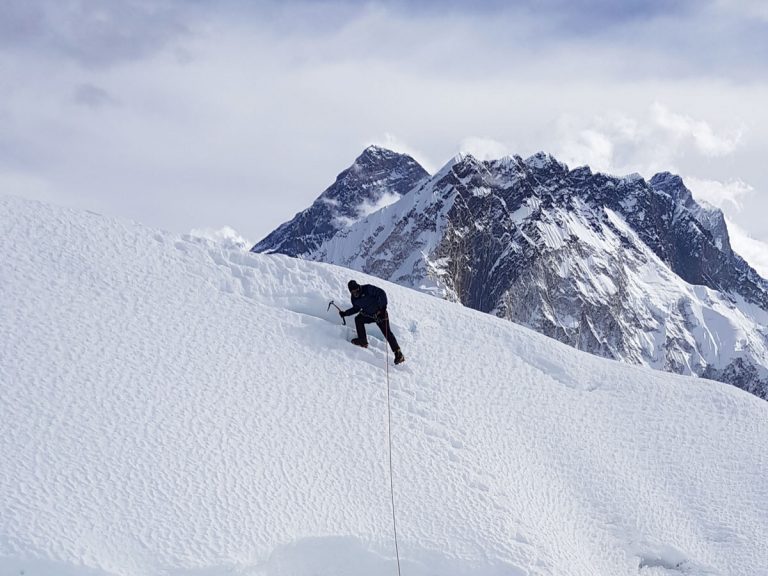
[{"left": 253, "top": 146, "right": 768, "bottom": 399}]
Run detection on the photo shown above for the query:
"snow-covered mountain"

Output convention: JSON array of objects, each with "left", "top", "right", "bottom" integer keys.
[
  {"left": 3, "top": 194, "right": 768, "bottom": 576},
  {"left": 253, "top": 146, "right": 429, "bottom": 256},
  {"left": 253, "top": 149, "right": 768, "bottom": 400}
]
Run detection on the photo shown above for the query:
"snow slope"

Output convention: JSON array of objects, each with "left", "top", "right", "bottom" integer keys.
[{"left": 2, "top": 195, "right": 767, "bottom": 576}]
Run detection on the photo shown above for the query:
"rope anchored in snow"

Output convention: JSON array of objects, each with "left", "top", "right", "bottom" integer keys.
[
  {"left": 384, "top": 320, "right": 403, "bottom": 576},
  {"left": 331, "top": 301, "right": 402, "bottom": 575}
]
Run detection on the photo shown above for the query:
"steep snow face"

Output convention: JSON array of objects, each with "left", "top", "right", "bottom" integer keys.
[
  {"left": 497, "top": 203, "right": 768, "bottom": 393},
  {"left": 261, "top": 149, "right": 768, "bottom": 399},
  {"left": 251, "top": 146, "right": 428, "bottom": 256},
  {"left": 3, "top": 195, "right": 768, "bottom": 576}
]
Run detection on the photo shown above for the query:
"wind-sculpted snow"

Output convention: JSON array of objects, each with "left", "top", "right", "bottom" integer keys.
[{"left": 2, "top": 195, "right": 768, "bottom": 576}]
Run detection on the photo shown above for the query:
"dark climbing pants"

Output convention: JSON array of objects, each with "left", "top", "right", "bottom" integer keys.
[{"left": 355, "top": 313, "right": 400, "bottom": 352}]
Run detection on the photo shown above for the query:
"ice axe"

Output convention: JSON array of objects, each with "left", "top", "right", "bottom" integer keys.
[{"left": 327, "top": 300, "right": 346, "bottom": 325}]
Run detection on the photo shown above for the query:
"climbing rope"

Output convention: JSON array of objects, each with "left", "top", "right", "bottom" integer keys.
[
  {"left": 384, "top": 318, "right": 402, "bottom": 576},
  {"left": 333, "top": 305, "right": 402, "bottom": 574}
]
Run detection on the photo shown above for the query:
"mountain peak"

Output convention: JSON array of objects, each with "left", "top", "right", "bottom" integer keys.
[
  {"left": 650, "top": 171, "right": 694, "bottom": 207},
  {"left": 356, "top": 145, "right": 404, "bottom": 165},
  {"left": 252, "top": 146, "right": 429, "bottom": 256},
  {"left": 351, "top": 145, "right": 428, "bottom": 177},
  {"left": 434, "top": 152, "right": 478, "bottom": 179},
  {"left": 649, "top": 172, "right": 735, "bottom": 255},
  {"left": 622, "top": 172, "right": 645, "bottom": 183},
  {"left": 650, "top": 171, "right": 684, "bottom": 188},
  {"left": 524, "top": 151, "right": 568, "bottom": 173}
]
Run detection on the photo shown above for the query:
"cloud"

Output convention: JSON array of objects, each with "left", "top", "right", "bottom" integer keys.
[
  {"left": 2, "top": 0, "right": 768, "bottom": 249},
  {"left": 331, "top": 189, "right": 406, "bottom": 229},
  {"left": 459, "top": 137, "right": 512, "bottom": 162},
  {"left": 557, "top": 127, "right": 617, "bottom": 174},
  {"left": 0, "top": 1, "right": 44, "bottom": 48},
  {"left": 555, "top": 103, "right": 745, "bottom": 178},
  {"left": 685, "top": 177, "right": 754, "bottom": 212},
  {"left": 72, "top": 83, "right": 117, "bottom": 109},
  {"left": 723, "top": 218, "right": 768, "bottom": 279},
  {"left": 651, "top": 103, "right": 742, "bottom": 157},
  {"left": 0, "top": 0, "right": 189, "bottom": 67},
  {"left": 714, "top": 0, "right": 768, "bottom": 21},
  {"left": 357, "top": 191, "right": 402, "bottom": 217}
]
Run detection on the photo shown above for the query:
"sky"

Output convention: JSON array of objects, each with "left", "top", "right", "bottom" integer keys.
[{"left": 1, "top": 0, "right": 768, "bottom": 274}]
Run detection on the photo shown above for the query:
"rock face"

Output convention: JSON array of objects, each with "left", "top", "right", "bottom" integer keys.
[{"left": 253, "top": 148, "right": 768, "bottom": 399}]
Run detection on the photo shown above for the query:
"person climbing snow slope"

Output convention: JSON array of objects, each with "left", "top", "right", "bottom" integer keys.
[{"left": 339, "top": 280, "right": 405, "bottom": 365}]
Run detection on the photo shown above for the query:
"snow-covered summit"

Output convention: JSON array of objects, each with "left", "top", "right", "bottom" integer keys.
[
  {"left": 434, "top": 152, "right": 471, "bottom": 179},
  {"left": 523, "top": 151, "right": 568, "bottom": 174},
  {"left": 356, "top": 144, "right": 405, "bottom": 163},
  {"left": 251, "top": 147, "right": 428, "bottom": 256},
  {"left": 3, "top": 194, "right": 768, "bottom": 576},
  {"left": 650, "top": 172, "right": 693, "bottom": 204},
  {"left": 622, "top": 172, "right": 645, "bottom": 183}
]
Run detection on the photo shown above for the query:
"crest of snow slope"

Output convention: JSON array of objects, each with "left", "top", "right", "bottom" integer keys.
[{"left": 1, "top": 195, "right": 768, "bottom": 576}]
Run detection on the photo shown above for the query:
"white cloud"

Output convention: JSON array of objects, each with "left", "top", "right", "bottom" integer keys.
[
  {"left": 685, "top": 177, "right": 754, "bottom": 212},
  {"left": 331, "top": 190, "right": 405, "bottom": 229},
  {"left": 724, "top": 217, "right": 768, "bottom": 279},
  {"left": 3, "top": 1, "right": 768, "bottom": 248},
  {"left": 555, "top": 103, "right": 745, "bottom": 179},
  {"left": 458, "top": 137, "right": 512, "bottom": 161},
  {"left": 557, "top": 126, "right": 616, "bottom": 174},
  {"left": 651, "top": 102, "right": 742, "bottom": 157},
  {"left": 714, "top": 0, "right": 768, "bottom": 21},
  {"left": 357, "top": 191, "right": 401, "bottom": 218}
]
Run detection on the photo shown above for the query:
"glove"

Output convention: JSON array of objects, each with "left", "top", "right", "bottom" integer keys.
[
  {"left": 376, "top": 308, "right": 387, "bottom": 320},
  {"left": 339, "top": 310, "right": 346, "bottom": 319}
]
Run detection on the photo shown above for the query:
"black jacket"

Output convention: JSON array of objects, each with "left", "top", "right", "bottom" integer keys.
[{"left": 342, "top": 284, "right": 388, "bottom": 318}]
